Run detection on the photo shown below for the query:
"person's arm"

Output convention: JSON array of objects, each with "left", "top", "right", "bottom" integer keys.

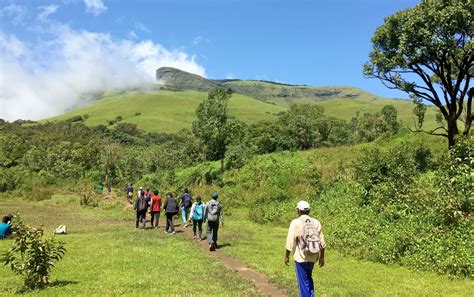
[
  {"left": 203, "top": 203, "right": 208, "bottom": 222},
  {"left": 163, "top": 199, "right": 168, "bottom": 213},
  {"left": 284, "top": 221, "right": 295, "bottom": 266},
  {"left": 189, "top": 203, "right": 196, "bottom": 222},
  {"left": 219, "top": 204, "right": 224, "bottom": 226},
  {"left": 319, "top": 229, "right": 326, "bottom": 268}
]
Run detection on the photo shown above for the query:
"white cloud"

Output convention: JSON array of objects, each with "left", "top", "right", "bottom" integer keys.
[
  {"left": 37, "top": 5, "right": 58, "bottom": 21},
  {"left": 0, "top": 4, "right": 27, "bottom": 25},
  {"left": 135, "top": 22, "right": 151, "bottom": 33},
  {"left": 84, "top": 0, "right": 107, "bottom": 16},
  {"left": 0, "top": 23, "right": 205, "bottom": 121}
]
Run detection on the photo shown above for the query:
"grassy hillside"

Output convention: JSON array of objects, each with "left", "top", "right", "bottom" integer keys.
[
  {"left": 47, "top": 91, "right": 286, "bottom": 133},
  {"left": 46, "top": 88, "right": 439, "bottom": 133}
]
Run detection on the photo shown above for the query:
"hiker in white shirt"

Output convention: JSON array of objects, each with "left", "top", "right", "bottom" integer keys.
[{"left": 285, "top": 201, "right": 326, "bottom": 297}]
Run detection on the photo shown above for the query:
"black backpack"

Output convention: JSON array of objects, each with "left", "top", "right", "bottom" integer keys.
[
  {"left": 183, "top": 193, "right": 193, "bottom": 208},
  {"left": 166, "top": 198, "right": 179, "bottom": 214},
  {"left": 137, "top": 196, "right": 147, "bottom": 212}
]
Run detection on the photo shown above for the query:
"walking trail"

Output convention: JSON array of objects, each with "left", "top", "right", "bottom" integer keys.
[{"left": 179, "top": 224, "right": 288, "bottom": 297}]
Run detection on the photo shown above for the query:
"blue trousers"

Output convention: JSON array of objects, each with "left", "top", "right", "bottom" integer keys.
[
  {"left": 181, "top": 207, "right": 189, "bottom": 225},
  {"left": 295, "top": 261, "right": 315, "bottom": 297}
]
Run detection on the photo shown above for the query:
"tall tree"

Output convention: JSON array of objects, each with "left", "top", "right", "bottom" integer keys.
[
  {"left": 192, "top": 88, "right": 233, "bottom": 171},
  {"left": 364, "top": 0, "right": 473, "bottom": 148}
]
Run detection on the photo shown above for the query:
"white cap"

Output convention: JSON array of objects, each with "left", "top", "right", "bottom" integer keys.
[
  {"left": 296, "top": 200, "right": 310, "bottom": 211},
  {"left": 139, "top": 187, "right": 143, "bottom": 189}
]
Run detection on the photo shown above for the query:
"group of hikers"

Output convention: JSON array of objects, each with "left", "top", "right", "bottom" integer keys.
[
  {"left": 125, "top": 185, "right": 224, "bottom": 251},
  {"left": 124, "top": 183, "right": 325, "bottom": 296},
  {"left": 1, "top": 184, "right": 324, "bottom": 296}
]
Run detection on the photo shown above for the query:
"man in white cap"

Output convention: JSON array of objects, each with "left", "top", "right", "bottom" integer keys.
[{"left": 285, "top": 200, "right": 326, "bottom": 297}]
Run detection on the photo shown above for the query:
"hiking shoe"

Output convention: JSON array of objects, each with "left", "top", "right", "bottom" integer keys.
[
  {"left": 210, "top": 243, "right": 216, "bottom": 251},
  {"left": 193, "top": 236, "right": 197, "bottom": 240},
  {"left": 172, "top": 231, "right": 176, "bottom": 235}
]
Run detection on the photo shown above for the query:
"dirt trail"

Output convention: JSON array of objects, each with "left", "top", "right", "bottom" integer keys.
[{"left": 179, "top": 224, "right": 288, "bottom": 297}]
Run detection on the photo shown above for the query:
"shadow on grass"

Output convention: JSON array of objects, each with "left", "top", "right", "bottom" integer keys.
[
  {"left": 15, "top": 280, "right": 78, "bottom": 294},
  {"left": 217, "top": 243, "right": 232, "bottom": 249}
]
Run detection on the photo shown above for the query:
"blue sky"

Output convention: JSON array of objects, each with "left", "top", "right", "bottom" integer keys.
[{"left": 0, "top": 0, "right": 420, "bottom": 120}]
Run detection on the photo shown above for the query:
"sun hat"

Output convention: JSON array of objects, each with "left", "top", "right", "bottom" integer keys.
[{"left": 296, "top": 201, "right": 310, "bottom": 211}]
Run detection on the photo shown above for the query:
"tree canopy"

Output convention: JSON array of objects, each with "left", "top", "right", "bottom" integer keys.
[{"left": 364, "top": 0, "right": 473, "bottom": 147}]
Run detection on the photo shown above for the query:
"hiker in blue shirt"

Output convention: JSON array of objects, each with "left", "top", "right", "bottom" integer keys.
[
  {"left": 188, "top": 196, "right": 206, "bottom": 240},
  {"left": 0, "top": 214, "right": 13, "bottom": 239},
  {"left": 180, "top": 188, "right": 193, "bottom": 227}
]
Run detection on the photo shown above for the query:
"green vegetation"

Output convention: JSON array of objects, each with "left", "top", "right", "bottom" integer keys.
[
  {"left": 165, "top": 133, "right": 472, "bottom": 277},
  {"left": 0, "top": 198, "right": 259, "bottom": 295},
  {"left": 220, "top": 211, "right": 473, "bottom": 296},
  {"left": 1, "top": 215, "right": 66, "bottom": 291},
  {"left": 46, "top": 91, "right": 286, "bottom": 133},
  {"left": 1, "top": 195, "right": 472, "bottom": 296},
  {"left": 364, "top": 0, "right": 473, "bottom": 147}
]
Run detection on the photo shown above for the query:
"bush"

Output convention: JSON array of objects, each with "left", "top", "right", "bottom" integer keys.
[
  {"left": 34, "top": 187, "right": 54, "bottom": 201},
  {"left": 65, "top": 115, "right": 83, "bottom": 123},
  {"left": 80, "top": 192, "right": 99, "bottom": 207},
  {"left": 1, "top": 214, "right": 66, "bottom": 291}
]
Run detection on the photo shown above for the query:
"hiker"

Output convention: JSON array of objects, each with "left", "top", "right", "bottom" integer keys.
[
  {"left": 126, "top": 183, "right": 134, "bottom": 204},
  {"left": 0, "top": 214, "right": 13, "bottom": 239},
  {"left": 204, "top": 192, "right": 224, "bottom": 251},
  {"left": 134, "top": 191, "right": 148, "bottom": 229},
  {"left": 284, "top": 201, "right": 326, "bottom": 297},
  {"left": 188, "top": 196, "right": 206, "bottom": 240},
  {"left": 137, "top": 187, "right": 145, "bottom": 199},
  {"left": 145, "top": 188, "right": 152, "bottom": 208},
  {"left": 97, "top": 182, "right": 104, "bottom": 194},
  {"left": 163, "top": 192, "right": 179, "bottom": 235},
  {"left": 106, "top": 182, "right": 111, "bottom": 194},
  {"left": 150, "top": 190, "right": 161, "bottom": 228},
  {"left": 180, "top": 188, "right": 193, "bottom": 227}
]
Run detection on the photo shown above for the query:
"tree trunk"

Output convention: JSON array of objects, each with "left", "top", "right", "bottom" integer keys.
[{"left": 447, "top": 118, "right": 459, "bottom": 149}]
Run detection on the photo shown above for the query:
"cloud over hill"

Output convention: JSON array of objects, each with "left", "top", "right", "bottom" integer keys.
[{"left": 0, "top": 5, "right": 205, "bottom": 121}]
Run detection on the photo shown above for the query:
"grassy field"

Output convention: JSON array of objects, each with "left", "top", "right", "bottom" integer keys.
[
  {"left": 0, "top": 196, "right": 259, "bottom": 296},
  {"left": 45, "top": 91, "right": 286, "bottom": 133},
  {"left": 1, "top": 189, "right": 472, "bottom": 296},
  {"left": 220, "top": 210, "right": 474, "bottom": 296}
]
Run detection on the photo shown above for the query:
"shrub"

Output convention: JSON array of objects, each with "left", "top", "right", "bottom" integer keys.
[
  {"left": 65, "top": 115, "right": 83, "bottom": 123},
  {"left": 80, "top": 192, "right": 99, "bottom": 207},
  {"left": 1, "top": 214, "right": 66, "bottom": 291},
  {"left": 34, "top": 187, "right": 54, "bottom": 201}
]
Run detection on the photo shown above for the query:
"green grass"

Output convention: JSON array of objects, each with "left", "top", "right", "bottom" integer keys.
[
  {"left": 45, "top": 87, "right": 440, "bottom": 133},
  {"left": 2, "top": 194, "right": 471, "bottom": 296},
  {"left": 0, "top": 195, "right": 259, "bottom": 296},
  {"left": 45, "top": 91, "right": 286, "bottom": 133},
  {"left": 219, "top": 210, "right": 474, "bottom": 296}
]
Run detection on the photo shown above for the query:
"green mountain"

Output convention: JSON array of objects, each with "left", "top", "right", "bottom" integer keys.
[
  {"left": 158, "top": 67, "right": 389, "bottom": 106},
  {"left": 45, "top": 67, "right": 439, "bottom": 133}
]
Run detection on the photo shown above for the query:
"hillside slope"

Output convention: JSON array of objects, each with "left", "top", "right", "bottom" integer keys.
[{"left": 47, "top": 91, "right": 286, "bottom": 133}]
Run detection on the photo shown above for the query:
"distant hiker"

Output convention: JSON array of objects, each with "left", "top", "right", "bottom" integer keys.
[
  {"left": 285, "top": 201, "right": 326, "bottom": 297},
  {"left": 0, "top": 214, "right": 13, "bottom": 239},
  {"left": 137, "top": 187, "right": 145, "bottom": 199},
  {"left": 180, "top": 188, "right": 193, "bottom": 227},
  {"left": 150, "top": 190, "right": 162, "bottom": 228},
  {"left": 163, "top": 192, "right": 179, "bottom": 235},
  {"left": 126, "top": 183, "right": 134, "bottom": 204},
  {"left": 204, "top": 192, "right": 224, "bottom": 251},
  {"left": 97, "top": 182, "right": 104, "bottom": 194},
  {"left": 189, "top": 196, "right": 205, "bottom": 240},
  {"left": 134, "top": 191, "right": 148, "bottom": 229},
  {"left": 106, "top": 182, "right": 111, "bottom": 194},
  {"left": 145, "top": 188, "right": 152, "bottom": 208}
]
